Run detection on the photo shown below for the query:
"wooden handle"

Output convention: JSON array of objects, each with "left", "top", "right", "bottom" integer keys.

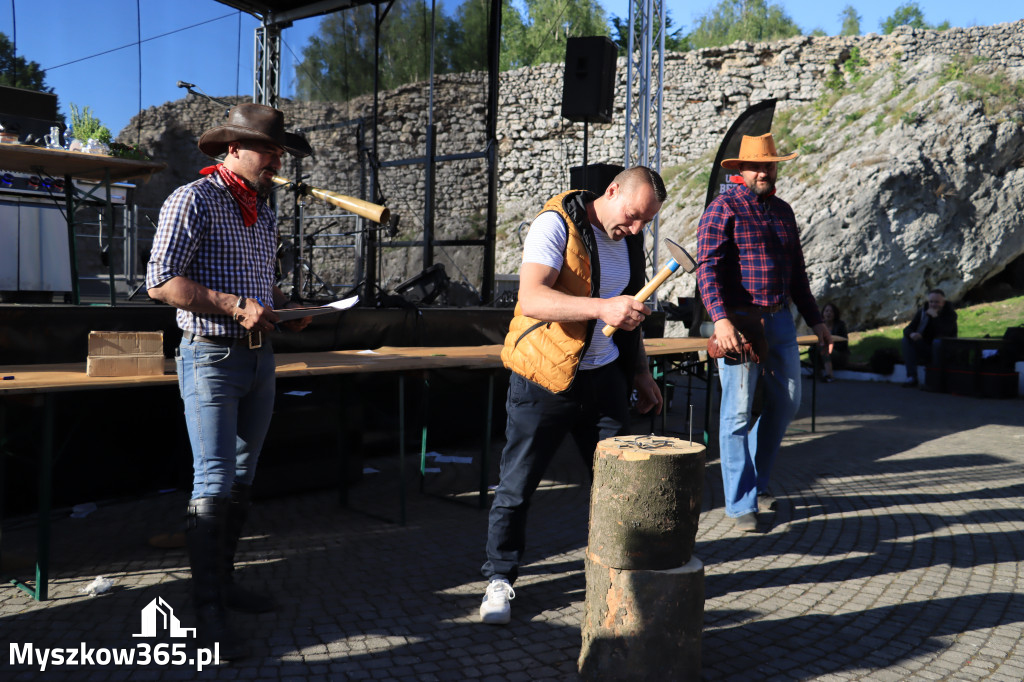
[{"left": 601, "top": 262, "right": 678, "bottom": 337}]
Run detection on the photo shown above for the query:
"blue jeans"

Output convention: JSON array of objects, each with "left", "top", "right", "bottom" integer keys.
[
  {"left": 902, "top": 336, "right": 942, "bottom": 379},
  {"left": 716, "top": 309, "right": 801, "bottom": 518},
  {"left": 482, "top": 363, "right": 629, "bottom": 584},
  {"left": 176, "top": 337, "right": 276, "bottom": 499}
]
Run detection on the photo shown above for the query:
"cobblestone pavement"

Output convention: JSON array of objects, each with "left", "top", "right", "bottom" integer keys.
[{"left": 1, "top": 375, "right": 1023, "bottom": 681}]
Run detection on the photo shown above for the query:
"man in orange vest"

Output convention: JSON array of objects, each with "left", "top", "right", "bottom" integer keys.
[{"left": 480, "top": 166, "right": 666, "bottom": 624}]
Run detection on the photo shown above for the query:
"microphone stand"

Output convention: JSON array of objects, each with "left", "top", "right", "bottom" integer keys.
[
  {"left": 176, "top": 81, "right": 233, "bottom": 113},
  {"left": 358, "top": 144, "right": 397, "bottom": 306}
]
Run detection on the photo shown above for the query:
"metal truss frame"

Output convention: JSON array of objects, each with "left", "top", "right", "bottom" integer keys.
[
  {"left": 624, "top": 0, "right": 666, "bottom": 286},
  {"left": 254, "top": 22, "right": 283, "bottom": 107}
]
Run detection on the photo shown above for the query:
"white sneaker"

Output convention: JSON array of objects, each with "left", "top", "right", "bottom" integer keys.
[{"left": 479, "top": 579, "right": 515, "bottom": 624}]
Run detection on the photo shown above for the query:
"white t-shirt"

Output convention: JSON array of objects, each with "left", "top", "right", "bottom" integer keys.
[{"left": 521, "top": 210, "right": 631, "bottom": 370}]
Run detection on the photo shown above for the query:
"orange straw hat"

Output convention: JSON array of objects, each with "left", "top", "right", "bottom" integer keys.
[{"left": 721, "top": 133, "right": 798, "bottom": 170}]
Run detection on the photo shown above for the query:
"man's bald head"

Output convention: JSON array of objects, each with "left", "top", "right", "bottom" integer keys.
[{"left": 611, "top": 166, "right": 667, "bottom": 204}]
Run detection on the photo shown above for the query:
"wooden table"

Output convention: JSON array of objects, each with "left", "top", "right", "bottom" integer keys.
[
  {"left": 641, "top": 335, "right": 832, "bottom": 440},
  {"left": 0, "top": 336, "right": 831, "bottom": 601},
  {"left": 0, "top": 144, "right": 165, "bottom": 182},
  {"left": 0, "top": 344, "right": 508, "bottom": 600},
  {"left": 0, "top": 144, "right": 165, "bottom": 305}
]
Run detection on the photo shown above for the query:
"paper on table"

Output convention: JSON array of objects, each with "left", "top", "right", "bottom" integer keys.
[
  {"left": 424, "top": 451, "right": 474, "bottom": 464},
  {"left": 274, "top": 295, "right": 359, "bottom": 321}
]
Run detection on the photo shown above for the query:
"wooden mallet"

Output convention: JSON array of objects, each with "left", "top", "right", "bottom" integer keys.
[{"left": 602, "top": 238, "right": 698, "bottom": 337}]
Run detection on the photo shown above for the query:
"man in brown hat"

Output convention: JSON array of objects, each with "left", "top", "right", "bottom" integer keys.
[
  {"left": 697, "top": 132, "right": 831, "bottom": 533},
  {"left": 146, "top": 103, "right": 313, "bottom": 659}
]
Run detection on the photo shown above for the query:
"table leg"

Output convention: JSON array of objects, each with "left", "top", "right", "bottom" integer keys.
[
  {"left": 398, "top": 374, "right": 406, "bottom": 526},
  {"left": 33, "top": 395, "right": 53, "bottom": 600},
  {"left": 7, "top": 395, "right": 54, "bottom": 600},
  {"left": 479, "top": 373, "right": 493, "bottom": 509},
  {"left": 811, "top": 349, "right": 818, "bottom": 433},
  {"left": 655, "top": 359, "right": 667, "bottom": 436},
  {"left": 0, "top": 401, "right": 5, "bottom": 579},
  {"left": 337, "top": 380, "right": 349, "bottom": 508},
  {"left": 704, "top": 356, "right": 714, "bottom": 446},
  {"left": 418, "top": 374, "right": 429, "bottom": 483}
]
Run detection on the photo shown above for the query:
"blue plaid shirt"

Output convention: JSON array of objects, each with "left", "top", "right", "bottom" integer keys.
[
  {"left": 697, "top": 183, "right": 822, "bottom": 327},
  {"left": 146, "top": 173, "right": 278, "bottom": 338}
]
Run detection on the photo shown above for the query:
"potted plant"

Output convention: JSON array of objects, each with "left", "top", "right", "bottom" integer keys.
[{"left": 68, "top": 103, "right": 112, "bottom": 153}]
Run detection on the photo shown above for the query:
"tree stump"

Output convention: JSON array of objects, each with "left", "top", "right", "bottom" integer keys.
[
  {"left": 586, "top": 436, "right": 705, "bottom": 570},
  {"left": 579, "top": 435, "right": 706, "bottom": 680},
  {"left": 578, "top": 556, "right": 704, "bottom": 681}
]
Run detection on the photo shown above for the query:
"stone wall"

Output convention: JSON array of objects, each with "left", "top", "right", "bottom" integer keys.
[{"left": 121, "top": 20, "right": 1024, "bottom": 313}]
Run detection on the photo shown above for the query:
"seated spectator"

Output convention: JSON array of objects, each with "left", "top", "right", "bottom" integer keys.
[
  {"left": 809, "top": 302, "right": 849, "bottom": 382},
  {"left": 901, "top": 288, "right": 958, "bottom": 387}
]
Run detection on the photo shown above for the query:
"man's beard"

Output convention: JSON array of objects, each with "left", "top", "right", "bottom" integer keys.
[
  {"left": 747, "top": 177, "right": 775, "bottom": 197},
  {"left": 253, "top": 171, "right": 274, "bottom": 199}
]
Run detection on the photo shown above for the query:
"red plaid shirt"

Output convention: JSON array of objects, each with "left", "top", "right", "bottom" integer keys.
[{"left": 697, "top": 182, "right": 822, "bottom": 327}]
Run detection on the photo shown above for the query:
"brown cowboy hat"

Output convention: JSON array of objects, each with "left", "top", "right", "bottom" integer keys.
[
  {"left": 721, "top": 133, "right": 797, "bottom": 170},
  {"left": 198, "top": 103, "right": 312, "bottom": 159}
]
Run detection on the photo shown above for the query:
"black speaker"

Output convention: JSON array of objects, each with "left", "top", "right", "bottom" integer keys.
[
  {"left": 0, "top": 85, "right": 61, "bottom": 145},
  {"left": 395, "top": 263, "right": 449, "bottom": 305},
  {"left": 561, "top": 36, "right": 618, "bottom": 124},
  {"left": 570, "top": 163, "right": 623, "bottom": 195},
  {"left": 0, "top": 85, "right": 57, "bottom": 120}
]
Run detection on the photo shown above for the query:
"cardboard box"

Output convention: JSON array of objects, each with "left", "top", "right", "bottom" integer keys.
[
  {"left": 86, "top": 355, "right": 165, "bottom": 377},
  {"left": 88, "top": 331, "right": 163, "bottom": 357},
  {"left": 86, "top": 331, "right": 165, "bottom": 377}
]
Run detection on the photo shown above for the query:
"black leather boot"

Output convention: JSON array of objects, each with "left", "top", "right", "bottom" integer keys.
[
  {"left": 223, "top": 483, "right": 276, "bottom": 613},
  {"left": 186, "top": 497, "right": 250, "bottom": 661}
]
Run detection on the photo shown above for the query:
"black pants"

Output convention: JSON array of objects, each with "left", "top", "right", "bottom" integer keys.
[{"left": 482, "top": 363, "right": 630, "bottom": 584}]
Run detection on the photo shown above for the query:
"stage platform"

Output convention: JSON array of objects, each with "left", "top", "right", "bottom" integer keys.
[
  {"left": 0, "top": 302, "right": 515, "bottom": 364},
  {"left": 0, "top": 302, "right": 517, "bottom": 516}
]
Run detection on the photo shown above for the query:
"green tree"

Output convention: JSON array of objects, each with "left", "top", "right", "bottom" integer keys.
[
  {"left": 504, "top": 0, "right": 609, "bottom": 68},
  {"left": 609, "top": 11, "right": 691, "bottom": 54},
  {"left": 380, "top": 0, "right": 454, "bottom": 85},
  {"left": 839, "top": 5, "right": 861, "bottom": 36},
  {"left": 295, "top": 8, "right": 375, "bottom": 101},
  {"left": 0, "top": 32, "right": 52, "bottom": 92},
  {"left": 444, "top": 0, "right": 526, "bottom": 72},
  {"left": 688, "top": 0, "right": 801, "bottom": 49},
  {"left": 295, "top": 0, "right": 459, "bottom": 101},
  {"left": 297, "top": 0, "right": 585, "bottom": 100},
  {"left": 880, "top": 2, "right": 949, "bottom": 34}
]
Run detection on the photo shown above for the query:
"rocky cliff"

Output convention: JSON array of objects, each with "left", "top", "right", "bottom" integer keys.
[
  {"left": 119, "top": 21, "right": 1024, "bottom": 329},
  {"left": 652, "top": 46, "right": 1024, "bottom": 329}
]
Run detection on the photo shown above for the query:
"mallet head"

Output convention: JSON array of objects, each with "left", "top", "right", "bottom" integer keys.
[{"left": 665, "top": 239, "right": 697, "bottom": 273}]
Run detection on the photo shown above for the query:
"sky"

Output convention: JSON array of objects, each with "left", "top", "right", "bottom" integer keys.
[{"left": 1, "top": 1, "right": 1021, "bottom": 138}]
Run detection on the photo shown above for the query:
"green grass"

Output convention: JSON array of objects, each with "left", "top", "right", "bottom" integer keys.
[{"left": 845, "top": 295, "right": 1024, "bottom": 364}]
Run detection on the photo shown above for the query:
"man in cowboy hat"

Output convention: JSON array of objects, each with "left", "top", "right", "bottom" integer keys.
[
  {"left": 146, "top": 102, "right": 313, "bottom": 659},
  {"left": 697, "top": 132, "right": 831, "bottom": 533}
]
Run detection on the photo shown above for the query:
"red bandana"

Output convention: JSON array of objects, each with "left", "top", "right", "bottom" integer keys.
[{"left": 200, "top": 163, "right": 259, "bottom": 227}]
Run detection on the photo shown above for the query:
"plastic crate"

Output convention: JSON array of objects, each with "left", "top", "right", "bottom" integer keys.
[
  {"left": 944, "top": 368, "right": 978, "bottom": 397},
  {"left": 939, "top": 338, "right": 1006, "bottom": 372},
  {"left": 979, "top": 372, "right": 1019, "bottom": 399},
  {"left": 924, "top": 366, "right": 945, "bottom": 392}
]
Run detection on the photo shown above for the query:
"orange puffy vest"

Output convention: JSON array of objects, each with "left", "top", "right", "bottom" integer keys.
[{"left": 500, "top": 191, "right": 645, "bottom": 394}]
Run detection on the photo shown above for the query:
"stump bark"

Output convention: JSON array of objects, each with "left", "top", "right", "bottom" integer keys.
[
  {"left": 579, "top": 436, "right": 706, "bottom": 680},
  {"left": 587, "top": 436, "right": 705, "bottom": 570},
  {"left": 578, "top": 556, "right": 704, "bottom": 681}
]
